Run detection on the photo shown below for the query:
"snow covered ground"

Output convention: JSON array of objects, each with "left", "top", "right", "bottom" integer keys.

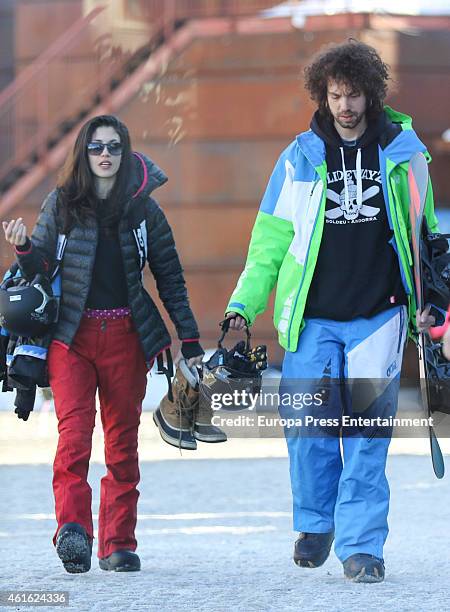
[{"left": 1, "top": 453, "right": 450, "bottom": 611}]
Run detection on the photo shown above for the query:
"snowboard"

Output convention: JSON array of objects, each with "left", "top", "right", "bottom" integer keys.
[{"left": 408, "top": 152, "right": 445, "bottom": 479}]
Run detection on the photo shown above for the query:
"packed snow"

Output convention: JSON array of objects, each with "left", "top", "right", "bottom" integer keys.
[{"left": 1, "top": 453, "right": 450, "bottom": 611}]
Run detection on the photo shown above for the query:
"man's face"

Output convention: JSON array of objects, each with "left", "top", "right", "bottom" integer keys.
[{"left": 326, "top": 79, "right": 367, "bottom": 131}]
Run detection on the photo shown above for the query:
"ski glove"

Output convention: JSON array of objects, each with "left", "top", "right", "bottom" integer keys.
[
  {"left": 14, "top": 387, "right": 36, "bottom": 421},
  {"left": 181, "top": 340, "right": 204, "bottom": 360}
]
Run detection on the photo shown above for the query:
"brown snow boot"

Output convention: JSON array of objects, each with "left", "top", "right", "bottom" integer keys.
[{"left": 153, "top": 359, "right": 198, "bottom": 450}]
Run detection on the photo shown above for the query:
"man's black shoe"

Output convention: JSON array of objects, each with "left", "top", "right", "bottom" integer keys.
[
  {"left": 55, "top": 523, "right": 92, "bottom": 574},
  {"left": 293, "top": 531, "right": 334, "bottom": 568},
  {"left": 99, "top": 550, "right": 141, "bottom": 572},
  {"left": 343, "top": 553, "right": 385, "bottom": 583}
]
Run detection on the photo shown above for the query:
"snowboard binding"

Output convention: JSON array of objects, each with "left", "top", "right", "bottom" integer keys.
[
  {"left": 420, "top": 219, "right": 450, "bottom": 327},
  {"left": 204, "top": 318, "right": 268, "bottom": 376},
  {"left": 199, "top": 318, "right": 268, "bottom": 412}
]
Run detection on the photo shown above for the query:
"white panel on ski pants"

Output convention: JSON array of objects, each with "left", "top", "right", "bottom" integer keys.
[{"left": 279, "top": 305, "right": 407, "bottom": 562}]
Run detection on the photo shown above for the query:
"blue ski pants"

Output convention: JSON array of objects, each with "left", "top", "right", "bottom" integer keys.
[{"left": 280, "top": 306, "right": 407, "bottom": 562}]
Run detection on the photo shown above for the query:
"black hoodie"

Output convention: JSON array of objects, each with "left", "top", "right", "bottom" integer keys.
[{"left": 304, "top": 111, "right": 407, "bottom": 321}]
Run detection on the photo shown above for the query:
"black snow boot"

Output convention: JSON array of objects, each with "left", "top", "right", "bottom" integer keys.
[
  {"left": 293, "top": 531, "right": 334, "bottom": 568},
  {"left": 55, "top": 522, "right": 92, "bottom": 574},
  {"left": 343, "top": 553, "right": 385, "bottom": 583},
  {"left": 99, "top": 550, "right": 141, "bottom": 572}
]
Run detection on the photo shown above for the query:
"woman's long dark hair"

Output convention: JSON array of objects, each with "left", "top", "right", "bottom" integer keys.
[{"left": 57, "top": 115, "right": 132, "bottom": 233}]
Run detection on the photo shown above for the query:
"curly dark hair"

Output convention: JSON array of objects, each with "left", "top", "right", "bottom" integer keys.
[{"left": 304, "top": 39, "right": 389, "bottom": 120}]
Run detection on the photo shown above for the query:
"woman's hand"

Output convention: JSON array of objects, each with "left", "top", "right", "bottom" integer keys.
[
  {"left": 176, "top": 340, "right": 205, "bottom": 369},
  {"left": 174, "top": 349, "right": 203, "bottom": 369},
  {"left": 2, "top": 218, "right": 27, "bottom": 246},
  {"left": 225, "top": 311, "right": 247, "bottom": 331},
  {"left": 186, "top": 355, "right": 203, "bottom": 369}
]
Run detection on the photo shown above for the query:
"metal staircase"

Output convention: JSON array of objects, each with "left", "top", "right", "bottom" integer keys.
[{"left": 0, "top": 0, "right": 276, "bottom": 216}]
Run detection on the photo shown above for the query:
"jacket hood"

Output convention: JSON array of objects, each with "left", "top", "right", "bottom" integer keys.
[
  {"left": 128, "top": 151, "right": 168, "bottom": 200},
  {"left": 310, "top": 110, "right": 387, "bottom": 149},
  {"left": 297, "top": 106, "right": 428, "bottom": 169}
]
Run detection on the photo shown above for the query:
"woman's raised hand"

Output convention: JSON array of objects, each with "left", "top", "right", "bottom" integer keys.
[{"left": 2, "top": 218, "right": 27, "bottom": 246}]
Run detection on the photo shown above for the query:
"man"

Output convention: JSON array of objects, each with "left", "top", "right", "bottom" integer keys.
[{"left": 225, "top": 40, "right": 437, "bottom": 583}]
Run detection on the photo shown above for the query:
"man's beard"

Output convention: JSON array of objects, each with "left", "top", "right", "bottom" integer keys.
[{"left": 335, "top": 111, "right": 365, "bottom": 130}]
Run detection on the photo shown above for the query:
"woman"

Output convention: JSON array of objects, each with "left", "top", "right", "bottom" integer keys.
[{"left": 2, "top": 115, "right": 204, "bottom": 573}]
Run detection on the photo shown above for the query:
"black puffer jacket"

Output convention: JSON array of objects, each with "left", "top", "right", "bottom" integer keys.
[{"left": 15, "top": 152, "right": 199, "bottom": 365}]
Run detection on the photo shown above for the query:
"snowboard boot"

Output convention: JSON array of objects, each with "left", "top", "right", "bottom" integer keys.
[
  {"left": 293, "top": 531, "right": 334, "bottom": 568},
  {"left": 99, "top": 550, "right": 141, "bottom": 572},
  {"left": 55, "top": 522, "right": 92, "bottom": 574},
  {"left": 153, "top": 359, "right": 198, "bottom": 450},
  {"left": 343, "top": 554, "right": 385, "bottom": 583}
]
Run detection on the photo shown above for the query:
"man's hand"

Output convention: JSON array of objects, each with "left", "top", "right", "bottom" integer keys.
[
  {"left": 2, "top": 218, "right": 27, "bottom": 246},
  {"left": 416, "top": 305, "right": 436, "bottom": 333},
  {"left": 225, "top": 311, "right": 247, "bottom": 331},
  {"left": 443, "top": 327, "right": 450, "bottom": 361}
]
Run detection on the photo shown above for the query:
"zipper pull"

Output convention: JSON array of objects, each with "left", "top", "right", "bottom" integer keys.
[{"left": 101, "top": 320, "right": 106, "bottom": 332}]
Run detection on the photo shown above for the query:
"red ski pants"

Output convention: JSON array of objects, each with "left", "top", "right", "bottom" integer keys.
[{"left": 48, "top": 315, "right": 148, "bottom": 558}]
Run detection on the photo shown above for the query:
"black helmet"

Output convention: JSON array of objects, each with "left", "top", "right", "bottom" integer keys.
[
  {"left": 0, "top": 272, "right": 58, "bottom": 338},
  {"left": 199, "top": 318, "right": 267, "bottom": 412}
]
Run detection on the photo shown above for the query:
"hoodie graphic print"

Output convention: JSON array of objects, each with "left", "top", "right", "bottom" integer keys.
[{"left": 304, "top": 111, "right": 407, "bottom": 321}]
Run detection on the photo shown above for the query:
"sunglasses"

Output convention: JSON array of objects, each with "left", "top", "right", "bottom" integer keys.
[{"left": 87, "top": 142, "right": 123, "bottom": 156}]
